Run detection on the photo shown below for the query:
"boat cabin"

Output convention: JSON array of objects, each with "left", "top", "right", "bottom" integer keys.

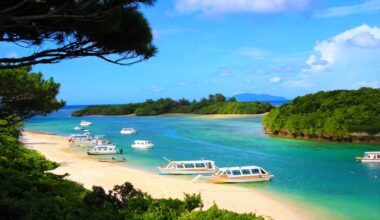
[
  {"left": 92, "top": 145, "right": 116, "bottom": 152},
  {"left": 133, "top": 140, "right": 152, "bottom": 145},
  {"left": 166, "top": 160, "right": 215, "bottom": 170},
  {"left": 215, "top": 166, "right": 269, "bottom": 177},
  {"left": 364, "top": 152, "right": 380, "bottom": 159}
]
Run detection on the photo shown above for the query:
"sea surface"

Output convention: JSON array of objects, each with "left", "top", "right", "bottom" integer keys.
[{"left": 25, "top": 105, "right": 380, "bottom": 220}]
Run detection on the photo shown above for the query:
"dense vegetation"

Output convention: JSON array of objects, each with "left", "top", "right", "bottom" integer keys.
[
  {"left": 0, "top": 68, "right": 265, "bottom": 219},
  {"left": 72, "top": 94, "right": 274, "bottom": 116},
  {"left": 263, "top": 88, "right": 380, "bottom": 142}
]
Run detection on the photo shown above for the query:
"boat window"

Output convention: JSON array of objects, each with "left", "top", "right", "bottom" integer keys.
[
  {"left": 260, "top": 169, "right": 267, "bottom": 174},
  {"left": 195, "top": 163, "right": 206, "bottom": 168},
  {"left": 226, "top": 170, "right": 232, "bottom": 175},
  {"left": 242, "top": 169, "right": 251, "bottom": 175},
  {"left": 207, "top": 162, "right": 213, "bottom": 168},
  {"left": 176, "top": 164, "right": 184, "bottom": 169},
  {"left": 250, "top": 169, "right": 260, "bottom": 174},
  {"left": 184, "top": 163, "right": 195, "bottom": 168},
  {"left": 232, "top": 170, "right": 242, "bottom": 175},
  {"left": 377, "top": 154, "right": 380, "bottom": 159}
]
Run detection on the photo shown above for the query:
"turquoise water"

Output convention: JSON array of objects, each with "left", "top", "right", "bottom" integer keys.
[{"left": 25, "top": 106, "right": 380, "bottom": 220}]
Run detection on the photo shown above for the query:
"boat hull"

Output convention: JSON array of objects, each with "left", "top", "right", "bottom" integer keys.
[
  {"left": 87, "top": 151, "right": 120, "bottom": 155},
  {"left": 356, "top": 157, "right": 380, "bottom": 163},
  {"left": 158, "top": 167, "right": 217, "bottom": 175},
  {"left": 131, "top": 144, "right": 153, "bottom": 149},
  {"left": 121, "top": 131, "right": 136, "bottom": 135},
  {"left": 209, "top": 175, "right": 274, "bottom": 183}
]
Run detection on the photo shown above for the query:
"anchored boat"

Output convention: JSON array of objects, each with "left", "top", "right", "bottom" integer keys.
[
  {"left": 356, "top": 152, "right": 380, "bottom": 162},
  {"left": 158, "top": 160, "right": 217, "bottom": 175},
  {"left": 74, "top": 126, "right": 83, "bottom": 130},
  {"left": 131, "top": 140, "right": 154, "bottom": 149},
  {"left": 120, "top": 128, "right": 137, "bottom": 135},
  {"left": 87, "top": 145, "right": 122, "bottom": 155},
  {"left": 80, "top": 120, "right": 92, "bottom": 126},
  {"left": 207, "top": 166, "right": 273, "bottom": 183}
]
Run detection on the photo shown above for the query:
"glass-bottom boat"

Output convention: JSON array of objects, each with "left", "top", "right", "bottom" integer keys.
[
  {"left": 356, "top": 152, "right": 380, "bottom": 162},
  {"left": 208, "top": 166, "right": 273, "bottom": 183},
  {"left": 158, "top": 160, "right": 217, "bottom": 175},
  {"left": 87, "top": 145, "right": 122, "bottom": 155}
]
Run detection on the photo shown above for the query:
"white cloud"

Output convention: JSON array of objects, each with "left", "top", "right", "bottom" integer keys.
[
  {"left": 239, "top": 47, "right": 271, "bottom": 58},
  {"left": 148, "top": 86, "right": 164, "bottom": 93},
  {"left": 174, "top": 0, "right": 312, "bottom": 15},
  {"left": 304, "top": 24, "right": 380, "bottom": 72},
  {"left": 315, "top": 0, "right": 380, "bottom": 18},
  {"left": 355, "top": 81, "right": 380, "bottom": 88},
  {"left": 270, "top": 77, "right": 282, "bottom": 83}
]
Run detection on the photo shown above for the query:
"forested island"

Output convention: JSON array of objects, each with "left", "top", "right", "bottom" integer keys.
[
  {"left": 262, "top": 88, "right": 380, "bottom": 144},
  {"left": 72, "top": 94, "right": 274, "bottom": 116}
]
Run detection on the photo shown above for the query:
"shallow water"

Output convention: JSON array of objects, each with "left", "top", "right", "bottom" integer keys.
[{"left": 25, "top": 106, "right": 380, "bottom": 220}]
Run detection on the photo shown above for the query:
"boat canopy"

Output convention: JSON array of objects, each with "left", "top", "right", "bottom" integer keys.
[
  {"left": 364, "top": 152, "right": 380, "bottom": 154},
  {"left": 169, "top": 160, "right": 215, "bottom": 164}
]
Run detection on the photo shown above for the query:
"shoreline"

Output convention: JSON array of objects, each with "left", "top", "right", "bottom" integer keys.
[
  {"left": 264, "top": 129, "right": 380, "bottom": 145},
  {"left": 73, "top": 113, "right": 267, "bottom": 119},
  {"left": 21, "top": 131, "right": 324, "bottom": 220}
]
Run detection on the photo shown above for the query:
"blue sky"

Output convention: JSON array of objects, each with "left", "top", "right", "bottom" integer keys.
[{"left": 2, "top": 0, "right": 380, "bottom": 104}]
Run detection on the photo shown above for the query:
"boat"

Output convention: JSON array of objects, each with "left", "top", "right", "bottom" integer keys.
[
  {"left": 80, "top": 120, "right": 92, "bottom": 126},
  {"left": 99, "top": 157, "right": 127, "bottom": 163},
  {"left": 87, "top": 145, "right": 122, "bottom": 155},
  {"left": 131, "top": 140, "right": 154, "bottom": 149},
  {"left": 69, "top": 132, "right": 92, "bottom": 142},
  {"left": 74, "top": 126, "right": 83, "bottom": 130},
  {"left": 93, "top": 135, "right": 111, "bottom": 146},
  {"left": 69, "top": 132, "right": 94, "bottom": 146},
  {"left": 158, "top": 160, "right": 217, "bottom": 175},
  {"left": 120, "top": 128, "right": 137, "bottom": 135},
  {"left": 356, "top": 152, "right": 380, "bottom": 163},
  {"left": 207, "top": 166, "right": 273, "bottom": 183}
]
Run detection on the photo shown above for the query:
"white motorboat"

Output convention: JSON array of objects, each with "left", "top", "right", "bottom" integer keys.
[
  {"left": 131, "top": 140, "right": 154, "bottom": 149},
  {"left": 356, "top": 152, "right": 380, "bottom": 163},
  {"left": 93, "top": 135, "right": 111, "bottom": 146},
  {"left": 207, "top": 166, "right": 273, "bottom": 183},
  {"left": 80, "top": 120, "right": 92, "bottom": 126},
  {"left": 120, "top": 128, "right": 137, "bottom": 135},
  {"left": 87, "top": 145, "right": 122, "bottom": 155},
  {"left": 158, "top": 160, "right": 217, "bottom": 175},
  {"left": 74, "top": 126, "right": 83, "bottom": 130},
  {"left": 69, "top": 132, "right": 93, "bottom": 146}
]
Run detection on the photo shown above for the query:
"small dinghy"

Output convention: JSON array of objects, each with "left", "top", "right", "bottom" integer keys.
[{"left": 99, "top": 157, "right": 127, "bottom": 163}]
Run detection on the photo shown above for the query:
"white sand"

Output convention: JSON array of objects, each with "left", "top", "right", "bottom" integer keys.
[{"left": 22, "top": 131, "right": 319, "bottom": 220}]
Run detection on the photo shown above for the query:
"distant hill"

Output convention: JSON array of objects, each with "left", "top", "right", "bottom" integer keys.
[{"left": 233, "top": 93, "right": 289, "bottom": 102}]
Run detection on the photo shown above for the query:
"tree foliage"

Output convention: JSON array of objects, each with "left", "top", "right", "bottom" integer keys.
[
  {"left": 0, "top": 0, "right": 156, "bottom": 68},
  {"left": 0, "top": 67, "right": 65, "bottom": 127},
  {"left": 72, "top": 94, "right": 274, "bottom": 116},
  {"left": 262, "top": 88, "right": 380, "bottom": 141}
]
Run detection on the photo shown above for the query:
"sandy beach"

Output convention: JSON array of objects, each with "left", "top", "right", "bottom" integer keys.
[{"left": 22, "top": 131, "right": 316, "bottom": 220}]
